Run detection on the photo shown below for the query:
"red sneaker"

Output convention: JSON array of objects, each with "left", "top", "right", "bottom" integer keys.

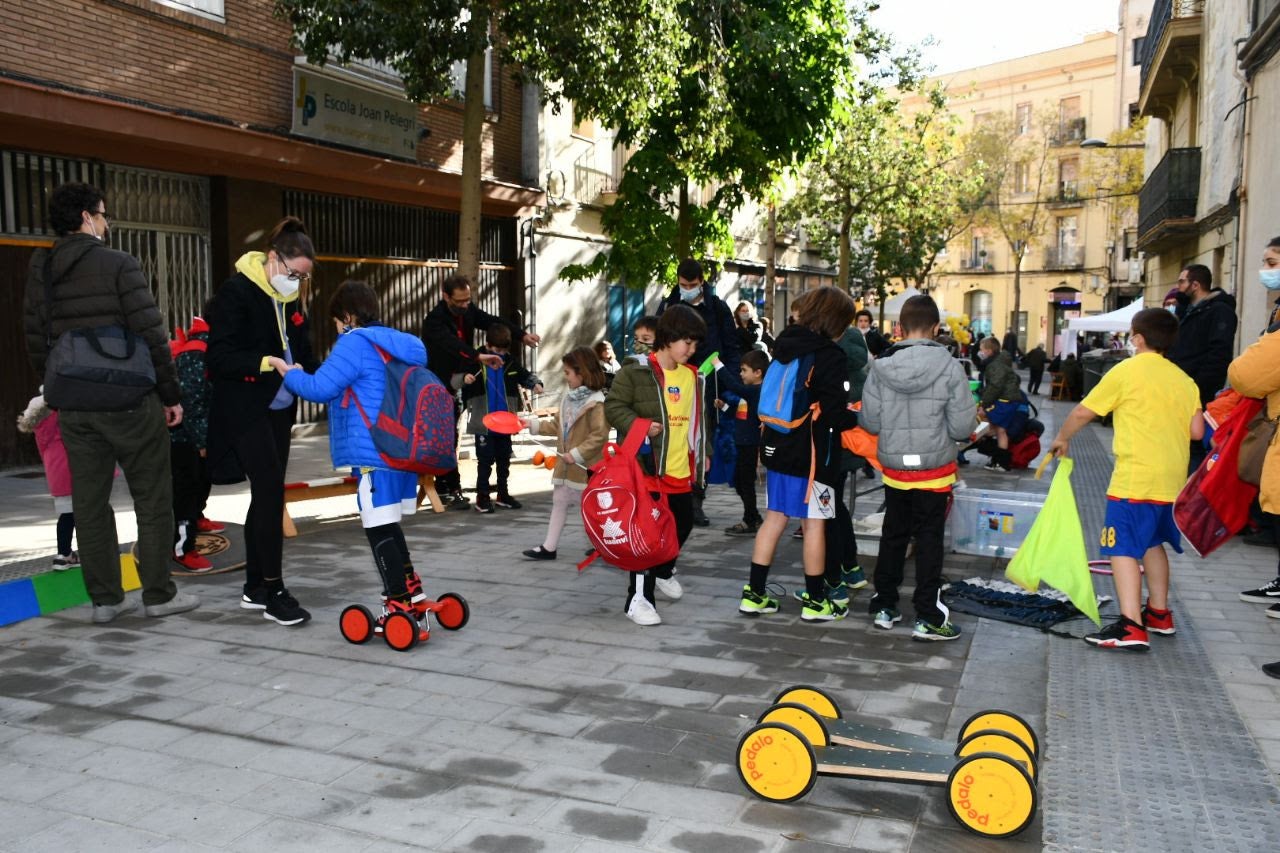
[
  {"left": 404, "top": 572, "right": 429, "bottom": 616},
  {"left": 1142, "top": 602, "right": 1175, "bottom": 635},
  {"left": 1084, "top": 616, "right": 1149, "bottom": 651},
  {"left": 173, "top": 551, "right": 213, "bottom": 573},
  {"left": 374, "top": 598, "right": 429, "bottom": 642},
  {"left": 196, "top": 518, "right": 226, "bottom": 534}
]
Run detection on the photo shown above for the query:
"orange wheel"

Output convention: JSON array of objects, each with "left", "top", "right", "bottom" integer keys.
[
  {"left": 436, "top": 592, "right": 470, "bottom": 630},
  {"left": 544, "top": 455, "right": 557, "bottom": 470},
  {"left": 532, "top": 451, "right": 545, "bottom": 466},
  {"left": 381, "top": 612, "right": 419, "bottom": 652},
  {"left": 339, "top": 605, "right": 374, "bottom": 645}
]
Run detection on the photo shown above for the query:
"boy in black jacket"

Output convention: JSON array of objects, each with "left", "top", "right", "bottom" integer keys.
[
  {"left": 739, "top": 289, "right": 858, "bottom": 622},
  {"left": 715, "top": 349, "right": 769, "bottom": 536}
]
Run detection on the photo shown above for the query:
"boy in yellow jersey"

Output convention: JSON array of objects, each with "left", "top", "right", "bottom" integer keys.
[
  {"left": 1049, "top": 307, "right": 1204, "bottom": 651},
  {"left": 604, "top": 305, "right": 711, "bottom": 626},
  {"left": 862, "top": 295, "right": 976, "bottom": 639}
]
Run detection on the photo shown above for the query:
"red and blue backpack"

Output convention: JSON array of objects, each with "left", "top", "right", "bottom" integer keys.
[{"left": 345, "top": 342, "right": 456, "bottom": 475}]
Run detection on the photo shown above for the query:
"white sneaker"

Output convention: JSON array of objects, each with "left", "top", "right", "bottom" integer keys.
[
  {"left": 655, "top": 575, "right": 683, "bottom": 601},
  {"left": 626, "top": 595, "right": 662, "bottom": 626}
]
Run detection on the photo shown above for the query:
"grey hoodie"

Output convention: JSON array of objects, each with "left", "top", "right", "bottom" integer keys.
[{"left": 861, "top": 339, "right": 976, "bottom": 471}]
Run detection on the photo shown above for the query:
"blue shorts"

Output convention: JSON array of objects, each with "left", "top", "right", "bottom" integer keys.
[
  {"left": 1099, "top": 498, "right": 1183, "bottom": 559},
  {"left": 986, "top": 399, "right": 1026, "bottom": 433},
  {"left": 766, "top": 472, "right": 837, "bottom": 520},
  {"left": 355, "top": 468, "right": 418, "bottom": 528}
]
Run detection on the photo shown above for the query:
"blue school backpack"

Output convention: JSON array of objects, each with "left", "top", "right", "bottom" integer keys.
[
  {"left": 758, "top": 353, "right": 817, "bottom": 434},
  {"left": 345, "top": 342, "right": 456, "bottom": 475}
]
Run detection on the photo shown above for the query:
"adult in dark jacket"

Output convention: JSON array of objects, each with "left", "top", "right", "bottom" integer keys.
[
  {"left": 22, "top": 182, "right": 198, "bottom": 623},
  {"left": 855, "top": 309, "right": 888, "bottom": 357},
  {"left": 1168, "top": 264, "right": 1238, "bottom": 472},
  {"left": 206, "top": 217, "right": 319, "bottom": 627},
  {"left": 733, "top": 301, "right": 766, "bottom": 354},
  {"left": 420, "top": 273, "right": 538, "bottom": 509},
  {"left": 1002, "top": 329, "right": 1020, "bottom": 359},
  {"left": 658, "top": 258, "right": 742, "bottom": 526},
  {"left": 1022, "top": 344, "right": 1048, "bottom": 395}
]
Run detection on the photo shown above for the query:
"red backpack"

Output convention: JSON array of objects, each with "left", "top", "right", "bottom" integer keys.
[
  {"left": 579, "top": 419, "right": 679, "bottom": 572},
  {"left": 1008, "top": 434, "right": 1041, "bottom": 470}
]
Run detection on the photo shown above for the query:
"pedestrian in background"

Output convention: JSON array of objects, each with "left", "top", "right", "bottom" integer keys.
[
  {"left": 206, "top": 215, "right": 318, "bottom": 627},
  {"left": 421, "top": 274, "right": 540, "bottom": 509},
  {"left": 16, "top": 389, "right": 77, "bottom": 570},
  {"left": 23, "top": 182, "right": 198, "bottom": 623}
]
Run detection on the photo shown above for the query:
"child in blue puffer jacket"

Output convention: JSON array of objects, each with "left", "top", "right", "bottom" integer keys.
[{"left": 270, "top": 280, "right": 432, "bottom": 640}]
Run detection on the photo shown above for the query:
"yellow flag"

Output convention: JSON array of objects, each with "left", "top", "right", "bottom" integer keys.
[{"left": 1005, "top": 457, "right": 1101, "bottom": 627}]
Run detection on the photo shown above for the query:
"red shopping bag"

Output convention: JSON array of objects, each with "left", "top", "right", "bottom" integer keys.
[{"left": 1174, "top": 396, "right": 1263, "bottom": 557}]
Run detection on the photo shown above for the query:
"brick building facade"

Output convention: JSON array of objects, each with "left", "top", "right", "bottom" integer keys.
[{"left": 0, "top": 0, "right": 540, "bottom": 466}]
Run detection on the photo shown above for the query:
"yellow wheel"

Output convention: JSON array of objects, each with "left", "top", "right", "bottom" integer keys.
[
  {"left": 757, "top": 703, "right": 830, "bottom": 747},
  {"left": 735, "top": 722, "right": 818, "bottom": 803},
  {"left": 946, "top": 752, "right": 1037, "bottom": 838},
  {"left": 958, "top": 710, "right": 1039, "bottom": 760},
  {"left": 955, "top": 729, "right": 1037, "bottom": 781},
  {"left": 772, "top": 685, "right": 842, "bottom": 719}
]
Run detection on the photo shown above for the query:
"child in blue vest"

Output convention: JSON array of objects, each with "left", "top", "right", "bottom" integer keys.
[
  {"left": 714, "top": 348, "right": 769, "bottom": 536},
  {"left": 271, "top": 280, "right": 433, "bottom": 640},
  {"left": 453, "top": 324, "right": 542, "bottom": 513}
]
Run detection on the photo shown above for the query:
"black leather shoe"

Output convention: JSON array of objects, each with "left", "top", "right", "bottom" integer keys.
[
  {"left": 1263, "top": 661, "right": 1280, "bottom": 679},
  {"left": 522, "top": 546, "right": 557, "bottom": 561}
]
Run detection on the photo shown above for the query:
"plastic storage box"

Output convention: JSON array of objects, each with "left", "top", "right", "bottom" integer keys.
[{"left": 949, "top": 487, "right": 1047, "bottom": 558}]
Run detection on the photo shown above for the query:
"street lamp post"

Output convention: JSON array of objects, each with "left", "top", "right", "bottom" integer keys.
[{"left": 1080, "top": 138, "right": 1145, "bottom": 149}]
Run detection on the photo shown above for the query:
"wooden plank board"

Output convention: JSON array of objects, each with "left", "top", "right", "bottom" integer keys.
[{"left": 815, "top": 743, "right": 953, "bottom": 784}]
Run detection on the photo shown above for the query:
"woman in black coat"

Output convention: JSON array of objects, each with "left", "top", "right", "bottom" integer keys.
[{"left": 206, "top": 217, "right": 318, "bottom": 627}]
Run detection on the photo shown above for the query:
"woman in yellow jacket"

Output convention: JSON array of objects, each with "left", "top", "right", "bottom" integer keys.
[{"left": 1227, "top": 236, "right": 1280, "bottom": 678}]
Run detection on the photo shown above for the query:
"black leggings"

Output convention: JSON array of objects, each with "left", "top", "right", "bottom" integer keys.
[
  {"left": 365, "top": 523, "right": 413, "bottom": 598},
  {"left": 627, "top": 491, "right": 694, "bottom": 606},
  {"left": 231, "top": 407, "right": 293, "bottom": 593}
]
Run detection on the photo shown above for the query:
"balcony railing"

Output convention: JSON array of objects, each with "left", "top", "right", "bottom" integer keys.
[
  {"left": 1137, "top": 147, "right": 1200, "bottom": 241},
  {"left": 1050, "top": 117, "right": 1087, "bottom": 146},
  {"left": 1049, "top": 181, "right": 1081, "bottom": 205},
  {"left": 1140, "top": 0, "right": 1206, "bottom": 93},
  {"left": 1044, "top": 246, "right": 1084, "bottom": 270},
  {"left": 960, "top": 255, "right": 995, "bottom": 271}
]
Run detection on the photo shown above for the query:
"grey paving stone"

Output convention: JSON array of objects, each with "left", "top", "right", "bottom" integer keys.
[
  {"left": 0, "top": 798, "right": 66, "bottom": 847},
  {"left": 437, "top": 819, "right": 581, "bottom": 853},
  {"left": 426, "top": 783, "right": 559, "bottom": 823},
  {"left": 329, "top": 798, "right": 471, "bottom": 846},
  {"left": 489, "top": 706, "right": 595, "bottom": 738},
  {"left": 131, "top": 798, "right": 270, "bottom": 847},
  {"left": 245, "top": 744, "right": 367, "bottom": 784},
  {"left": 227, "top": 815, "right": 382, "bottom": 852},
  {"left": 624, "top": 780, "right": 744, "bottom": 826},
  {"left": 737, "top": 800, "right": 857, "bottom": 846},
  {"left": 233, "top": 778, "right": 370, "bottom": 823},
  {"left": 649, "top": 817, "right": 777, "bottom": 853},
  {"left": 535, "top": 800, "right": 654, "bottom": 845},
  {"left": 19, "top": 815, "right": 169, "bottom": 852}
]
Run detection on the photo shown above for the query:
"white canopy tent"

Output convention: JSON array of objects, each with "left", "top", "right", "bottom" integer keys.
[
  {"left": 1067, "top": 299, "right": 1143, "bottom": 332},
  {"left": 879, "top": 287, "right": 924, "bottom": 320}
]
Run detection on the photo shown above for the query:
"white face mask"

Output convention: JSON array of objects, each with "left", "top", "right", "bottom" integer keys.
[
  {"left": 679, "top": 285, "right": 702, "bottom": 303},
  {"left": 1124, "top": 340, "right": 1137, "bottom": 356},
  {"left": 1165, "top": 304, "right": 1178, "bottom": 314},
  {"left": 270, "top": 273, "right": 299, "bottom": 297}
]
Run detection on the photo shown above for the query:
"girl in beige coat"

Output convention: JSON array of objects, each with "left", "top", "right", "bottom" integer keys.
[{"left": 520, "top": 347, "right": 611, "bottom": 560}]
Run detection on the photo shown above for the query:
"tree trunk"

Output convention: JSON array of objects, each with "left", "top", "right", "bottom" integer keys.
[
  {"left": 1011, "top": 253, "right": 1023, "bottom": 347},
  {"left": 838, "top": 207, "right": 853, "bottom": 301},
  {"left": 457, "top": 15, "right": 488, "bottom": 281},
  {"left": 764, "top": 202, "right": 777, "bottom": 324},
  {"left": 676, "top": 180, "right": 691, "bottom": 261}
]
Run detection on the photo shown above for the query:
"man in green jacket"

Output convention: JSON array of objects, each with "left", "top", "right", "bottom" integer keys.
[{"left": 24, "top": 182, "right": 198, "bottom": 624}]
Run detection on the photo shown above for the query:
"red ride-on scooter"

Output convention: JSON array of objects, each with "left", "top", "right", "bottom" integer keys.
[{"left": 339, "top": 591, "right": 469, "bottom": 652}]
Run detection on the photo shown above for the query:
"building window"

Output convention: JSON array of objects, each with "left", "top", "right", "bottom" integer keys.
[
  {"left": 1131, "top": 36, "right": 1144, "bottom": 66},
  {"left": 1015, "top": 103, "right": 1032, "bottom": 136},
  {"left": 450, "top": 48, "right": 494, "bottom": 111},
  {"left": 153, "top": 0, "right": 223, "bottom": 19},
  {"left": 1057, "top": 215, "right": 1078, "bottom": 250},
  {"left": 1057, "top": 157, "right": 1078, "bottom": 200},
  {"left": 1014, "top": 161, "right": 1030, "bottom": 194}
]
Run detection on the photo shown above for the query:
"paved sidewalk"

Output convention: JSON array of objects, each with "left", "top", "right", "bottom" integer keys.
[{"left": 1, "top": 396, "right": 1278, "bottom": 851}]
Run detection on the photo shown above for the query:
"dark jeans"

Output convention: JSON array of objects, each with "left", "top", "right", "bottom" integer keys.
[
  {"left": 59, "top": 393, "right": 178, "bottom": 606},
  {"left": 872, "top": 485, "right": 949, "bottom": 626},
  {"left": 1028, "top": 367, "right": 1044, "bottom": 395},
  {"left": 170, "top": 442, "right": 205, "bottom": 557},
  {"left": 733, "top": 443, "right": 762, "bottom": 523},
  {"left": 823, "top": 470, "right": 859, "bottom": 584},
  {"left": 475, "top": 432, "right": 513, "bottom": 497},
  {"left": 628, "top": 490, "right": 694, "bottom": 606},
  {"left": 230, "top": 407, "right": 293, "bottom": 593}
]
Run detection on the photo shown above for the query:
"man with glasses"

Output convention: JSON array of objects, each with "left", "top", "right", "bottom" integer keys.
[
  {"left": 421, "top": 274, "right": 540, "bottom": 509},
  {"left": 23, "top": 182, "right": 199, "bottom": 623},
  {"left": 1167, "top": 263, "right": 1238, "bottom": 473}
]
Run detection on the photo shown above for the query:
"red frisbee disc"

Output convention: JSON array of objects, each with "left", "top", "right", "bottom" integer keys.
[{"left": 482, "top": 411, "right": 523, "bottom": 434}]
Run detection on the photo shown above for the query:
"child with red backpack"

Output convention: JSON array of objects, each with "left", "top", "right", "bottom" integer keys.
[
  {"left": 740, "top": 288, "right": 859, "bottom": 622},
  {"left": 17, "top": 389, "right": 77, "bottom": 570},
  {"left": 271, "top": 280, "right": 438, "bottom": 640},
  {"left": 168, "top": 314, "right": 216, "bottom": 572},
  {"left": 603, "top": 305, "right": 711, "bottom": 626}
]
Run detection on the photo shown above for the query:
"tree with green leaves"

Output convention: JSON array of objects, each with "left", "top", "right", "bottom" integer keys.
[
  {"left": 277, "top": 0, "right": 687, "bottom": 278},
  {"left": 780, "top": 53, "right": 978, "bottom": 319},
  {"left": 561, "top": 0, "right": 884, "bottom": 290}
]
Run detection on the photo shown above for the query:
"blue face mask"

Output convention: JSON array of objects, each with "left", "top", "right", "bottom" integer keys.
[
  {"left": 1261, "top": 268, "right": 1280, "bottom": 291},
  {"left": 679, "top": 285, "right": 702, "bottom": 303}
]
